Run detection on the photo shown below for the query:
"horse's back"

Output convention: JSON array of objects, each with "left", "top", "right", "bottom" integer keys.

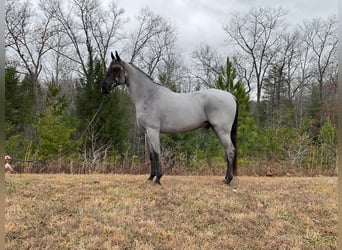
[
  {"left": 200, "top": 89, "right": 236, "bottom": 111},
  {"left": 202, "top": 88, "right": 235, "bottom": 99}
]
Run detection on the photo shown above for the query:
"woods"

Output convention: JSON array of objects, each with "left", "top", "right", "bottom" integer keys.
[{"left": 5, "top": 0, "right": 337, "bottom": 175}]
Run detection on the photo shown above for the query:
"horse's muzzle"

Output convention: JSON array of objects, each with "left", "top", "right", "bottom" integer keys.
[
  {"left": 101, "top": 82, "right": 111, "bottom": 95},
  {"left": 101, "top": 88, "right": 109, "bottom": 95}
]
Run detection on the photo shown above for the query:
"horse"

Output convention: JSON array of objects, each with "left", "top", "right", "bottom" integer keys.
[{"left": 101, "top": 51, "right": 238, "bottom": 185}]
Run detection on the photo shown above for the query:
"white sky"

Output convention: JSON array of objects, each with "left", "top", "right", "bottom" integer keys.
[{"left": 115, "top": 0, "right": 338, "bottom": 57}]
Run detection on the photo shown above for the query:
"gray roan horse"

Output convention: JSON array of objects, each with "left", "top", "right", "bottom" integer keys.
[{"left": 102, "top": 51, "right": 238, "bottom": 185}]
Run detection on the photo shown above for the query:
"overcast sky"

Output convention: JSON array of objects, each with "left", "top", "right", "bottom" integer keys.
[{"left": 115, "top": 0, "right": 337, "bottom": 57}]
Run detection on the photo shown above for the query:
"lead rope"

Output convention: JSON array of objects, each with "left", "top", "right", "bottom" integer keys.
[
  {"left": 11, "top": 96, "right": 108, "bottom": 165},
  {"left": 73, "top": 95, "right": 107, "bottom": 146}
]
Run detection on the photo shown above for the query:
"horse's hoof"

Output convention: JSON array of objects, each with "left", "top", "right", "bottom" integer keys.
[
  {"left": 154, "top": 180, "right": 161, "bottom": 185},
  {"left": 224, "top": 179, "right": 232, "bottom": 185},
  {"left": 224, "top": 175, "right": 233, "bottom": 185},
  {"left": 148, "top": 176, "right": 155, "bottom": 181}
]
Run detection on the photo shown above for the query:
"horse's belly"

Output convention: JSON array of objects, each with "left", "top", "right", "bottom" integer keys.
[{"left": 159, "top": 110, "right": 207, "bottom": 133}]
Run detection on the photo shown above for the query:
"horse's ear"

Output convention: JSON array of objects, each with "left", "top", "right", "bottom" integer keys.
[
  {"left": 115, "top": 51, "right": 121, "bottom": 62},
  {"left": 111, "top": 52, "right": 115, "bottom": 60}
]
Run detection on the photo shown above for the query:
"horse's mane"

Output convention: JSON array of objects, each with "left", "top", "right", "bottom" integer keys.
[
  {"left": 129, "top": 62, "right": 153, "bottom": 81},
  {"left": 128, "top": 62, "right": 167, "bottom": 89}
]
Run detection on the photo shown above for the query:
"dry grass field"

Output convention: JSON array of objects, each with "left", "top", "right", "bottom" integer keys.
[{"left": 5, "top": 174, "right": 337, "bottom": 249}]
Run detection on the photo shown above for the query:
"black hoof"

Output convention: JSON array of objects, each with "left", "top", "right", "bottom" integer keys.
[
  {"left": 224, "top": 177, "right": 233, "bottom": 185},
  {"left": 155, "top": 176, "right": 162, "bottom": 185},
  {"left": 148, "top": 176, "right": 155, "bottom": 181}
]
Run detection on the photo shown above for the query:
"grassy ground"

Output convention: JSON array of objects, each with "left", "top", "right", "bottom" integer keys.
[{"left": 5, "top": 174, "right": 337, "bottom": 249}]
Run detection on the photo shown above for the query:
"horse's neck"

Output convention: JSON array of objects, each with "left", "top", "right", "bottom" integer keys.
[{"left": 126, "top": 64, "right": 157, "bottom": 107}]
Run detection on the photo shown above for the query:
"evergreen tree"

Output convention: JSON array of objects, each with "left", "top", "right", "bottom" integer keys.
[
  {"left": 99, "top": 89, "right": 134, "bottom": 154},
  {"left": 36, "top": 83, "right": 76, "bottom": 159},
  {"left": 216, "top": 57, "right": 250, "bottom": 117},
  {"left": 76, "top": 59, "right": 105, "bottom": 130},
  {"left": 5, "top": 67, "right": 36, "bottom": 138},
  {"left": 5, "top": 66, "right": 22, "bottom": 137},
  {"left": 76, "top": 58, "right": 133, "bottom": 157},
  {"left": 5, "top": 67, "right": 37, "bottom": 158},
  {"left": 215, "top": 57, "right": 257, "bottom": 157}
]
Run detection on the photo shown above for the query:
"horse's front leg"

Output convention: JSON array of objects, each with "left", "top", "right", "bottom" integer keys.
[
  {"left": 147, "top": 146, "right": 156, "bottom": 181},
  {"left": 154, "top": 152, "right": 162, "bottom": 185},
  {"left": 146, "top": 129, "right": 162, "bottom": 185}
]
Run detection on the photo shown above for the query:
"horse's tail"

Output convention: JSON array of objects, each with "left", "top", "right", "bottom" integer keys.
[{"left": 231, "top": 98, "right": 238, "bottom": 176}]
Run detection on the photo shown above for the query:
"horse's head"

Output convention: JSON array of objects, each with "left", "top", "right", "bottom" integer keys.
[{"left": 101, "top": 51, "right": 126, "bottom": 95}]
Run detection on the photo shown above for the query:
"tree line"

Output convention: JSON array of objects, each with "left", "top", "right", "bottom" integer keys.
[{"left": 5, "top": 0, "right": 337, "bottom": 176}]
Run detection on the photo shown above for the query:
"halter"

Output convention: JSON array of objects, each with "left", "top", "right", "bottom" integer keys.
[{"left": 105, "top": 63, "right": 124, "bottom": 93}]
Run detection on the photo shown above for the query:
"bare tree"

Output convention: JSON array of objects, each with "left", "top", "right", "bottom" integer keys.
[
  {"left": 301, "top": 16, "right": 338, "bottom": 106},
  {"left": 157, "top": 49, "right": 188, "bottom": 92},
  {"left": 42, "top": 30, "right": 74, "bottom": 85},
  {"left": 191, "top": 43, "right": 222, "bottom": 89},
  {"left": 260, "top": 15, "right": 338, "bottom": 126},
  {"left": 142, "top": 25, "right": 176, "bottom": 77},
  {"left": 126, "top": 8, "right": 176, "bottom": 78},
  {"left": 5, "top": 0, "right": 55, "bottom": 87},
  {"left": 89, "top": 1, "right": 126, "bottom": 68},
  {"left": 292, "top": 28, "right": 316, "bottom": 125},
  {"left": 224, "top": 7, "right": 287, "bottom": 103},
  {"left": 263, "top": 30, "right": 304, "bottom": 124},
  {"left": 276, "top": 32, "right": 299, "bottom": 102},
  {"left": 40, "top": 0, "right": 125, "bottom": 81}
]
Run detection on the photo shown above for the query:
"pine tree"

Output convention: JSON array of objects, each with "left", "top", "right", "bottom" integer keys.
[
  {"left": 100, "top": 89, "right": 134, "bottom": 153},
  {"left": 5, "top": 66, "right": 22, "bottom": 137},
  {"left": 215, "top": 57, "right": 257, "bottom": 157},
  {"left": 5, "top": 67, "right": 38, "bottom": 158},
  {"left": 36, "top": 83, "right": 76, "bottom": 159},
  {"left": 75, "top": 58, "right": 134, "bottom": 157},
  {"left": 5, "top": 67, "right": 36, "bottom": 138},
  {"left": 76, "top": 58, "right": 105, "bottom": 130},
  {"left": 216, "top": 57, "right": 250, "bottom": 117}
]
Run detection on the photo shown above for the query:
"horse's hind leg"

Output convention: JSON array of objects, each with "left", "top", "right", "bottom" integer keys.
[
  {"left": 214, "top": 129, "right": 236, "bottom": 185},
  {"left": 146, "top": 129, "right": 163, "bottom": 185}
]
